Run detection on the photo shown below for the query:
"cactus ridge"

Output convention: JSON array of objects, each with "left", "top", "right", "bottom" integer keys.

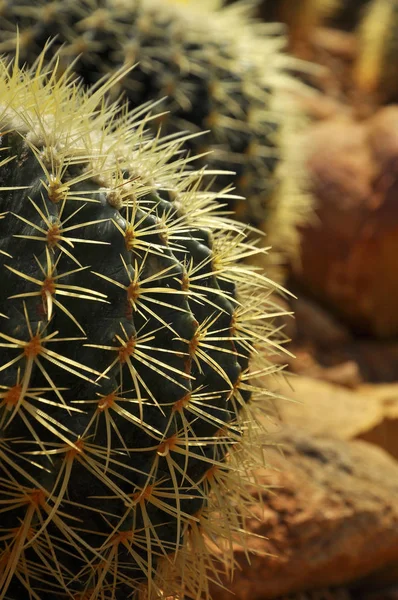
[
  {"left": 0, "top": 50, "right": 284, "bottom": 599},
  {"left": 0, "top": 0, "right": 311, "bottom": 251}
]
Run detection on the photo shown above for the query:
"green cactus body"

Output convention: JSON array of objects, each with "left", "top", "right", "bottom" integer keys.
[
  {"left": 0, "top": 52, "right": 282, "bottom": 599},
  {"left": 0, "top": 0, "right": 310, "bottom": 261}
]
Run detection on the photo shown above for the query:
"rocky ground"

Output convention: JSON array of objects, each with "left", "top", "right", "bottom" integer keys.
[{"left": 213, "top": 3, "right": 398, "bottom": 600}]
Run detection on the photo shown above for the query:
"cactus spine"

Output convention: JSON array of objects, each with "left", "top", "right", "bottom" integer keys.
[
  {"left": 0, "top": 48, "right": 284, "bottom": 600},
  {"left": 0, "top": 0, "right": 311, "bottom": 263}
]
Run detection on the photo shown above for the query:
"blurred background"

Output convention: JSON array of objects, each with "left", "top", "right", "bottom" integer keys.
[{"left": 211, "top": 3, "right": 398, "bottom": 600}]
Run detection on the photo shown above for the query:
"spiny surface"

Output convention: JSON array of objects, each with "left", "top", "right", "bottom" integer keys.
[
  {"left": 0, "top": 0, "right": 309, "bottom": 257},
  {"left": 0, "top": 52, "right": 284, "bottom": 599}
]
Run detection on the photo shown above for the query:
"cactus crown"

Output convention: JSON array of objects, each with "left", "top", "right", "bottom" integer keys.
[
  {"left": 0, "top": 48, "right": 284, "bottom": 600},
  {"left": 0, "top": 0, "right": 312, "bottom": 263}
]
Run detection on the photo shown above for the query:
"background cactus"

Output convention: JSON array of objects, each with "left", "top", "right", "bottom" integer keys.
[
  {"left": 0, "top": 0, "right": 311, "bottom": 265},
  {"left": 0, "top": 49, "right": 284, "bottom": 599},
  {"left": 353, "top": 0, "right": 398, "bottom": 105}
]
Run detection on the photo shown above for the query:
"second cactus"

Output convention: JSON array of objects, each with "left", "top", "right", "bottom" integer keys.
[{"left": 0, "top": 0, "right": 310, "bottom": 258}]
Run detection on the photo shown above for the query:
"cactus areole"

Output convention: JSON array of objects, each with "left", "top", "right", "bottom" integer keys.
[
  {"left": 0, "top": 52, "right": 283, "bottom": 599},
  {"left": 0, "top": 0, "right": 301, "bottom": 229}
]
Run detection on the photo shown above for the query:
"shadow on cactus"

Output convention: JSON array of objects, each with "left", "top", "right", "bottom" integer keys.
[
  {"left": 0, "top": 0, "right": 311, "bottom": 264},
  {"left": 0, "top": 48, "right": 287, "bottom": 599}
]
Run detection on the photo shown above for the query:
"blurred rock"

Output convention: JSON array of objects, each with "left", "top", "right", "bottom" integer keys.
[
  {"left": 292, "top": 295, "right": 352, "bottom": 348},
  {"left": 314, "top": 361, "right": 362, "bottom": 388},
  {"left": 361, "top": 588, "right": 398, "bottom": 600},
  {"left": 347, "top": 341, "right": 398, "bottom": 383},
  {"left": 294, "top": 108, "right": 398, "bottom": 337},
  {"left": 367, "top": 107, "right": 398, "bottom": 175},
  {"left": 269, "top": 376, "right": 398, "bottom": 460},
  {"left": 212, "top": 430, "right": 398, "bottom": 600},
  {"left": 355, "top": 384, "right": 398, "bottom": 459},
  {"left": 271, "top": 376, "right": 380, "bottom": 440},
  {"left": 356, "top": 577, "right": 398, "bottom": 599}
]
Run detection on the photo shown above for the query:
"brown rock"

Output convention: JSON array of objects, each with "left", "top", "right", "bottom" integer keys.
[
  {"left": 270, "top": 376, "right": 381, "bottom": 440},
  {"left": 367, "top": 107, "right": 398, "bottom": 175},
  {"left": 358, "top": 587, "right": 398, "bottom": 600},
  {"left": 313, "top": 361, "right": 362, "bottom": 388},
  {"left": 347, "top": 340, "right": 398, "bottom": 383},
  {"left": 355, "top": 384, "right": 398, "bottom": 460},
  {"left": 293, "top": 107, "right": 398, "bottom": 337},
  {"left": 292, "top": 295, "right": 352, "bottom": 349},
  {"left": 289, "top": 357, "right": 362, "bottom": 389},
  {"left": 212, "top": 430, "right": 398, "bottom": 600},
  {"left": 268, "top": 377, "right": 398, "bottom": 460}
]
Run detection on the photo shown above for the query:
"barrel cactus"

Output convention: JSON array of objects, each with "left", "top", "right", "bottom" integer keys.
[
  {"left": 0, "top": 0, "right": 311, "bottom": 262},
  {"left": 0, "top": 48, "right": 284, "bottom": 599}
]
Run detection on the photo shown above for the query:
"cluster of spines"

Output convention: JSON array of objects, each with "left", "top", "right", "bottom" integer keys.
[
  {"left": 0, "top": 49, "right": 285, "bottom": 600},
  {"left": 0, "top": 0, "right": 312, "bottom": 263}
]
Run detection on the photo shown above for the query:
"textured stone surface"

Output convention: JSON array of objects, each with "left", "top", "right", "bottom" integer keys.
[
  {"left": 267, "top": 376, "right": 398, "bottom": 460},
  {"left": 212, "top": 429, "right": 398, "bottom": 600}
]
